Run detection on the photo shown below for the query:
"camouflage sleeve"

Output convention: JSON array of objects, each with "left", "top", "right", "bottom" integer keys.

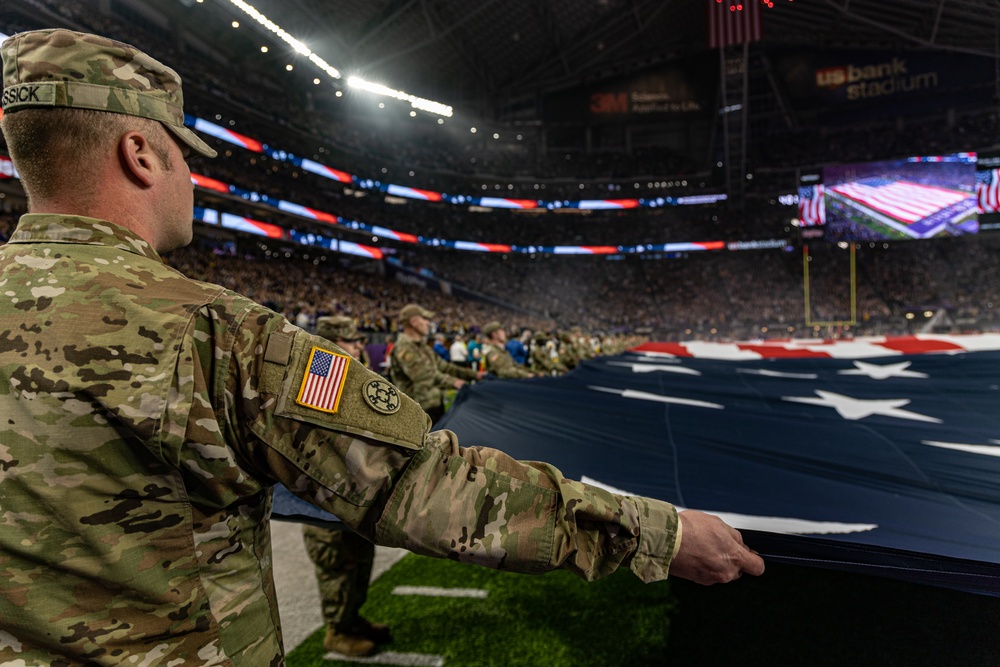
[
  {"left": 396, "top": 341, "right": 454, "bottom": 391},
  {"left": 377, "top": 429, "right": 679, "bottom": 582},
  {"left": 436, "top": 356, "right": 477, "bottom": 381},
  {"left": 203, "top": 298, "right": 678, "bottom": 582},
  {"left": 487, "top": 349, "right": 532, "bottom": 379}
]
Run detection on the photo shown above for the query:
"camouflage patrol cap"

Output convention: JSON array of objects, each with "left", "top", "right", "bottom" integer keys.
[
  {"left": 399, "top": 303, "right": 433, "bottom": 321},
  {"left": 533, "top": 330, "right": 548, "bottom": 341},
  {"left": 316, "top": 315, "right": 366, "bottom": 342},
  {"left": 482, "top": 321, "right": 502, "bottom": 337},
  {"left": 1, "top": 29, "right": 217, "bottom": 158}
]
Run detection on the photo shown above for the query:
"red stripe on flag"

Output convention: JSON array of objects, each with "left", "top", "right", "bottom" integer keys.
[{"left": 633, "top": 342, "right": 694, "bottom": 357}]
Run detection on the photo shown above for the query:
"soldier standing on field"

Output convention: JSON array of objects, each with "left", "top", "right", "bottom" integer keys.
[
  {"left": 389, "top": 303, "right": 482, "bottom": 422},
  {"left": 530, "top": 330, "right": 567, "bottom": 376},
  {"left": 481, "top": 321, "right": 535, "bottom": 379},
  {"left": 558, "top": 331, "right": 580, "bottom": 370}
]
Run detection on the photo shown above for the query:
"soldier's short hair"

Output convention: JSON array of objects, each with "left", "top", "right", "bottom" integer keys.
[{"left": 2, "top": 108, "right": 172, "bottom": 202}]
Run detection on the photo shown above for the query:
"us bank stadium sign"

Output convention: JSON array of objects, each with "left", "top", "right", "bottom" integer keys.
[
  {"left": 815, "top": 57, "right": 937, "bottom": 102},
  {"left": 774, "top": 49, "right": 993, "bottom": 116}
]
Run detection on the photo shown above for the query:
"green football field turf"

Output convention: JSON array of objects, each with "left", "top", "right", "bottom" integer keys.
[
  {"left": 286, "top": 553, "right": 1000, "bottom": 667},
  {"left": 286, "top": 552, "right": 675, "bottom": 667}
]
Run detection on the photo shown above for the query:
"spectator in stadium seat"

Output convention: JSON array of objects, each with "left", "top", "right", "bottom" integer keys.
[
  {"left": 432, "top": 333, "right": 449, "bottom": 361},
  {"left": 0, "top": 29, "right": 763, "bottom": 665},
  {"left": 467, "top": 331, "right": 484, "bottom": 370},
  {"left": 449, "top": 333, "right": 469, "bottom": 366},
  {"left": 506, "top": 328, "right": 530, "bottom": 366},
  {"left": 389, "top": 303, "right": 482, "bottom": 422}
]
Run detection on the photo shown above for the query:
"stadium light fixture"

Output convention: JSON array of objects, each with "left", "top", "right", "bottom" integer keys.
[
  {"left": 227, "top": 0, "right": 341, "bottom": 79},
  {"left": 346, "top": 76, "right": 453, "bottom": 118}
]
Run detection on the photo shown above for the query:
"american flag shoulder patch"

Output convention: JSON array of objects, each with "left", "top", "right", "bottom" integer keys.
[{"left": 296, "top": 346, "right": 351, "bottom": 414}]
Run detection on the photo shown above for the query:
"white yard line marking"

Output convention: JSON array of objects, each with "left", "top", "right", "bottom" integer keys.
[
  {"left": 391, "top": 585, "right": 488, "bottom": 598},
  {"left": 323, "top": 650, "right": 445, "bottom": 666}
]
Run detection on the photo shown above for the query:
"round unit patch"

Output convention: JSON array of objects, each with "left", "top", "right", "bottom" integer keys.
[{"left": 363, "top": 379, "right": 401, "bottom": 414}]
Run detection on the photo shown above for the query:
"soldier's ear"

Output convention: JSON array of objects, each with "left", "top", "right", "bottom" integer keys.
[{"left": 119, "top": 130, "right": 158, "bottom": 188}]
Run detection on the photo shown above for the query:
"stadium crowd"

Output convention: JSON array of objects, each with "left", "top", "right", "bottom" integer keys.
[{"left": 4, "top": 0, "right": 1000, "bottom": 344}]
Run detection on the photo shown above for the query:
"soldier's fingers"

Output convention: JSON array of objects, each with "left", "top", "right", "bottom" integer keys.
[{"left": 737, "top": 548, "right": 766, "bottom": 577}]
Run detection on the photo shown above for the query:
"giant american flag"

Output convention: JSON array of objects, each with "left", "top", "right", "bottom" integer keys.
[{"left": 430, "top": 335, "right": 1000, "bottom": 595}]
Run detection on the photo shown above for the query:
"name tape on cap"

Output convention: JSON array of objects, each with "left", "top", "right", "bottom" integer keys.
[{"left": 1, "top": 82, "right": 57, "bottom": 109}]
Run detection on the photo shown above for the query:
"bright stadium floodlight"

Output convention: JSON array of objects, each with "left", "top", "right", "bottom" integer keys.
[
  {"left": 226, "top": 0, "right": 454, "bottom": 117},
  {"left": 227, "top": 0, "right": 341, "bottom": 79},
  {"left": 347, "top": 76, "right": 453, "bottom": 118}
]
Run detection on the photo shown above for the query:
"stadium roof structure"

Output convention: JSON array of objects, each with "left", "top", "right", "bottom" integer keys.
[{"left": 154, "top": 0, "right": 1000, "bottom": 118}]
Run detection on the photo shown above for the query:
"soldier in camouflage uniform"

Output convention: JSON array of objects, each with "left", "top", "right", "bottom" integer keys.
[
  {"left": 572, "top": 327, "right": 595, "bottom": 361},
  {"left": 0, "top": 29, "right": 762, "bottom": 666},
  {"left": 389, "top": 303, "right": 482, "bottom": 422},
  {"left": 481, "top": 321, "right": 534, "bottom": 379},
  {"left": 530, "top": 330, "right": 567, "bottom": 376},
  {"left": 303, "top": 316, "right": 388, "bottom": 657},
  {"left": 558, "top": 331, "right": 580, "bottom": 370}
]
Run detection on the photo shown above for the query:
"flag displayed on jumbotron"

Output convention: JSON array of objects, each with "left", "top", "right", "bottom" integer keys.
[
  {"left": 977, "top": 169, "right": 1000, "bottom": 214},
  {"left": 708, "top": 0, "right": 763, "bottom": 49},
  {"left": 296, "top": 347, "right": 351, "bottom": 414},
  {"left": 798, "top": 184, "right": 825, "bottom": 226}
]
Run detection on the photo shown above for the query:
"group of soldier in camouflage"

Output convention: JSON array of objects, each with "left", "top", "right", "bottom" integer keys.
[{"left": 0, "top": 28, "right": 763, "bottom": 665}]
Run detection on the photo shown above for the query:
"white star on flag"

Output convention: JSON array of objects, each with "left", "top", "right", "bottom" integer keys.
[
  {"left": 737, "top": 368, "right": 818, "bottom": 380},
  {"left": 608, "top": 362, "right": 701, "bottom": 375},
  {"left": 589, "top": 386, "right": 723, "bottom": 409},
  {"left": 783, "top": 390, "right": 941, "bottom": 423},
  {"left": 581, "top": 477, "right": 877, "bottom": 535},
  {"left": 921, "top": 440, "right": 1000, "bottom": 457},
  {"left": 837, "top": 361, "right": 929, "bottom": 380}
]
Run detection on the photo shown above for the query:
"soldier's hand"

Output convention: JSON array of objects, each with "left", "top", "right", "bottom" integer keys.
[
  {"left": 453, "top": 378, "right": 466, "bottom": 389},
  {"left": 669, "top": 510, "right": 764, "bottom": 585},
  {"left": 475, "top": 370, "right": 487, "bottom": 380}
]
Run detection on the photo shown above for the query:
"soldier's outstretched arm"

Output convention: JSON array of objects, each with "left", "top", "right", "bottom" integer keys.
[{"left": 202, "top": 302, "right": 757, "bottom": 583}]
